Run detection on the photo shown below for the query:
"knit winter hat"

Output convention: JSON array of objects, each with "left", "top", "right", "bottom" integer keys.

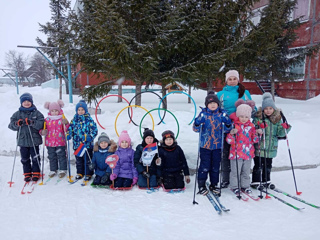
[
  {"left": 20, "top": 93, "right": 33, "bottom": 104},
  {"left": 236, "top": 104, "right": 252, "bottom": 118},
  {"left": 225, "top": 70, "right": 240, "bottom": 82},
  {"left": 162, "top": 130, "right": 175, "bottom": 142},
  {"left": 44, "top": 100, "right": 64, "bottom": 113},
  {"left": 76, "top": 100, "right": 88, "bottom": 113},
  {"left": 262, "top": 92, "right": 276, "bottom": 110},
  {"left": 98, "top": 132, "right": 111, "bottom": 145},
  {"left": 205, "top": 91, "right": 220, "bottom": 107},
  {"left": 234, "top": 99, "right": 255, "bottom": 110},
  {"left": 143, "top": 128, "right": 155, "bottom": 141},
  {"left": 118, "top": 130, "right": 131, "bottom": 146}
]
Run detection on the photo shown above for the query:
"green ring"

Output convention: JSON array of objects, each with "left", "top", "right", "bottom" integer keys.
[{"left": 139, "top": 108, "right": 180, "bottom": 139}]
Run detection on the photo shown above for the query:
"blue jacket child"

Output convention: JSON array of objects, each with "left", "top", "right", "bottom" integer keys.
[
  {"left": 67, "top": 100, "right": 98, "bottom": 180},
  {"left": 90, "top": 132, "right": 117, "bottom": 186},
  {"left": 193, "top": 91, "right": 232, "bottom": 195}
]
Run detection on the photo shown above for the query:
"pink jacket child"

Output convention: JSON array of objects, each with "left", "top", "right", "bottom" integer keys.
[{"left": 40, "top": 100, "right": 70, "bottom": 178}]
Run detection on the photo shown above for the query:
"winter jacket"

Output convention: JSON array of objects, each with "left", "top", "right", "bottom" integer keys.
[
  {"left": 114, "top": 147, "right": 138, "bottom": 179},
  {"left": 134, "top": 140, "right": 160, "bottom": 176},
  {"left": 253, "top": 108, "right": 292, "bottom": 158},
  {"left": 67, "top": 113, "right": 98, "bottom": 150},
  {"left": 42, "top": 112, "right": 69, "bottom": 147},
  {"left": 8, "top": 106, "right": 44, "bottom": 147},
  {"left": 226, "top": 117, "right": 259, "bottom": 160},
  {"left": 91, "top": 141, "right": 117, "bottom": 177},
  {"left": 193, "top": 107, "right": 232, "bottom": 150},
  {"left": 158, "top": 142, "right": 190, "bottom": 176},
  {"left": 217, "top": 85, "right": 253, "bottom": 115}
]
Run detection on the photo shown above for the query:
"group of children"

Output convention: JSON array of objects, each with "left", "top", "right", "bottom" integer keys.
[{"left": 9, "top": 87, "right": 290, "bottom": 193}]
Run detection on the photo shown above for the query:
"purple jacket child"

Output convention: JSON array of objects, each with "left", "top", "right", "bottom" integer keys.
[{"left": 110, "top": 131, "right": 138, "bottom": 188}]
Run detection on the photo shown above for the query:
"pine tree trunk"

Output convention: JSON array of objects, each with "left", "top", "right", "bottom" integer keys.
[
  {"left": 118, "top": 84, "right": 122, "bottom": 102},
  {"left": 271, "top": 71, "right": 275, "bottom": 99},
  {"left": 188, "top": 85, "right": 191, "bottom": 103},
  {"left": 207, "top": 76, "right": 213, "bottom": 92},
  {"left": 162, "top": 83, "right": 167, "bottom": 109},
  {"left": 135, "top": 83, "right": 142, "bottom": 106}
]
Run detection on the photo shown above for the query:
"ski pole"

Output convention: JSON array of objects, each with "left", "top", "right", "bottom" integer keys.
[
  {"left": 280, "top": 111, "right": 301, "bottom": 195},
  {"left": 218, "top": 122, "right": 224, "bottom": 197},
  {"left": 26, "top": 118, "right": 42, "bottom": 181},
  {"left": 39, "top": 122, "right": 46, "bottom": 185},
  {"left": 262, "top": 115, "right": 271, "bottom": 199},
  {"left": 8, "top": 126, "right": 21, "bottom": 187},
  {"left": 257, "top": 134, "right": 263, "bottom": 199},
  {"left": 63, "top": 114, "right": 73, "bottom": 182},
  {"left": 192, "top": 123, "right": 202, "bottom": 205},
  {"left": 234, "top": 134, "right": 241, "bottom": 200}
]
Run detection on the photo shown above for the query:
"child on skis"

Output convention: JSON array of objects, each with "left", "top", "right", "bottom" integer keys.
[
  {"left": 158, "top": 130, "right": 190, "bottom": 190},
  {"left": 134, "top": 128, "right": 161, "bottom": 188},
  {"left": 66, "top": 100, "right": 98, "bottom": 181},
  {"left": 90, "top": 132, "right": 117, "bottom": 186},
  {"left": 226, "top": 99, "right": 259, "bottom": 195},
  {"left": 251, "top": 92, "right": 292, "bottom": 188},
  {"left": 40, "top": 100, "right": 69, "bottom": 178},
  {"left": 110, "top": 131, "right": 138, "bottom": 188},
  {"left": 8, "top": 93, "right": 44, "bottom": 182},
  {"left": 193, "top": 91, "right": 232, "bottom": 195}
]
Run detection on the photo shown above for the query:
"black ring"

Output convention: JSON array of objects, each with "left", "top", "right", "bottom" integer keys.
[{"left": 128, "top": 91, "right": 167, "bottom": 126}]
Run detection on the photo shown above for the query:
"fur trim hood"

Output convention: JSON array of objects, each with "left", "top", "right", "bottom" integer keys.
[
  {"left": 255, "top": 107, "right": 282, "bottom": 124},
  {"left": 93, "top": 139, "right": 117, "bottom": 152}
]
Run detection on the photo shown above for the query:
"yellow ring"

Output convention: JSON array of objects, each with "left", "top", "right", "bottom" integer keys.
[{"left": 115, "top": 105, "right": 155, "bottom": 137}]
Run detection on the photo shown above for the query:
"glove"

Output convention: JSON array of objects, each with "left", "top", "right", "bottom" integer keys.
[
  {"left": 110, "top": 173, "right": 117, "bottom": 181},
  {"left": 258, "top": 122, "right": 268, "bottom": 129},
  {"left": 142, "top": 171, "right": 150, "bottom": 179},
  {"left": 101, "top": 173, "right": 110, "bottom": 183},
  {"left": 88, "top": 163, "right": 96, "bottom": 171},
  {"left": 25, "top": 118, "right": 34, "bottom": 126},
  {"left": 15, "top": 119, "right": 24, "bottom": 126},
  {"left": 132, "top": 177, "right": 138, "bottom": 185},
  {"left": 281, "top": 123, "right": 290, "bottom": 129},
  {"left": 230, "top": 128, "right": 238, "bottom": 135},
  {"left": 185, "top": 175, "right": 191, "bottom": 184},
  {"left": 62, "top": 118, "right": 69, "bottom": 125},
  {"left": 155, "top": 157, "right": 161, "bottom": 166},
  {"left": 41, "top": 129, "right": 48, "bottom": 136},
  {"left": 194, "top": 112, "right": 205, "bottom": 126},
  {"left": 256, "top": 129, "right": 263, "bottom": 135}
]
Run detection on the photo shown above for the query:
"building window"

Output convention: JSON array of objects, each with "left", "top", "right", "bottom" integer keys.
[
  {"left": 288, "top": 49, "right": 306, "bottom": 80},
  {"left": 292, "top": 0, "right": 310, "bottom": 22}
]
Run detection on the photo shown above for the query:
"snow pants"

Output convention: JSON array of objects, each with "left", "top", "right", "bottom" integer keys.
[
  {"left": 197, "top": 148, "right": 221, "bottom": 188},
  {"left": 75, "top": 148, "right": 93, "bottom": 176},
  {"left": 221, "top": 136, "right": 231, "bottom": 184},
  {"left": 230, "top": 159, "right": 251, "bottom": 190},
  {"left": 163, "top": 171, "right": 184, "bottom": 189},
  {"left": 47, "top": 146, "right": 67, "bottom": 172},
  {"left": 252, "top": 156, "right": 273, "bottom": 183},
  {"left": 114, "top": 177, "right": 133, "bottom": 188},
  {"left": 20, "top": 146, "right": 40, "bottom": 174},
  {"left": 137, "top": 174, "right": 157, "bottom": 188}
]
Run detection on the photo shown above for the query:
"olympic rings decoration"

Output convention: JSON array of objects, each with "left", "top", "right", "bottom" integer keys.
[
  {"left": 95, "top": 95, "right": 133, "bottom": 130},
  {"left": 128, "top": 91, "right": 167, "bottom": 126},
  {"left": 115, "top": 105, "right": 155, "bottom": 137},
  {"left": 139, "top": 108, "right": 180, "bottom": 140},
  {"left": 158, "top": 91, "right": 197, "bottom": 125}
]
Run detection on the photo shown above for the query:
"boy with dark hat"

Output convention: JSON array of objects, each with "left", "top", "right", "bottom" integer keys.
[
  {"left": 8, "top": 93, "right": 44, "bottom": 182},
  {"left": 193, "top": 91, "right": 232, "bottom": 195}
]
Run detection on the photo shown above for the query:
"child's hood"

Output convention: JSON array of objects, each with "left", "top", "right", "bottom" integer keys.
[
  {"left": 255, "top": 107, "right": 282, "bottom": 124},
  {"left": 94, "top": 140, "right": 117, "bottom": 152}
]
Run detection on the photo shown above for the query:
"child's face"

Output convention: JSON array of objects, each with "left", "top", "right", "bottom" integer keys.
[
  {"left": 239, "top": 115, "right": 250, "bottom": 123},
  {"left": 226, "top": 76, "right": 239, "bottom": 86},
  {"left": 264, "top": 107, "right": 274, "bottom": 116},
  {"left": 120, "top": 140, "right": 129, "bottom": 148},
  {"left": 22, "top": 100, "right": 32, "bottom": 108},
  {"left": 145, "top": 136, "right": 154, "bottom": 145},
  {"left": 100, "top": 141, "right": 109, "bottom": 149},
  {"left": 165, "top": 137, "right": 174, "bottom": 146},
  {"left": 207, "top": 102, "right": 218, "bottom": 111},
  {"left": 77, "top": 107, "right": 85, "bottom": 115},
  {"left": 51, "top": 109, "right": 60, "bottom": 116}
]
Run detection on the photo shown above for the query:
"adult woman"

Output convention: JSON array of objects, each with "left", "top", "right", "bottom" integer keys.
[{"left": 217, "top": 70, "right": 254, "bottom": 188}]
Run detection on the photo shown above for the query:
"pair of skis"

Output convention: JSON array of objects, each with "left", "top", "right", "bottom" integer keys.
[
  {"left": 205, "top": 183, "right": 230, "bottom": 214},
  {"left": 231, "top": 189, "right": 261, "bottom": 201},
  {"left": 21, "top": 181, "right": 37, "bottom": 194}
]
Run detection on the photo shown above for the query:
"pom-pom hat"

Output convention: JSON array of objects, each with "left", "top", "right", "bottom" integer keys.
[
  {"left": 235, "top": 99, "right": 255, "bottom": 118},
  {"left": 205, "top": 91, "right": 220, "bottom": 107},
  {"left": 98, "top": 132, "right": 111, "bottom": 145},
  {"left": 262, "top": 92, "right": 276, "bottom": 110},
  {"left": 44, "top": 100, "right": 64, "bottom": 113},
  {"left": 118, "top": 130, "right": 131, "bottom": 146}
]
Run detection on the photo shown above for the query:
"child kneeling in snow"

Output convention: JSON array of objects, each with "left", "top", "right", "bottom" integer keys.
[
  {"left": 89, "top": 132, "right": 117, "bottom": 186},
  {"left": 40, "top": 100, "right": 69, "bottom": 178},
  {"left": 110, "top": 131, "right": 138, "bottom": 188},
  {"left": 158, "top": 130, "right": 190, "bottom": 189}
]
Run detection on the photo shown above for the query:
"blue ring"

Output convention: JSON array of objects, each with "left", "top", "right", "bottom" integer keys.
[{"left": 158, "top": 91, "right": 197, "bottom": 125}]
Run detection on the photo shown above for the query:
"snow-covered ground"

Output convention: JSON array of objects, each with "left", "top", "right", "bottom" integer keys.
[{"left": 0, "top": 85, "right": 319, "bottom": 240}]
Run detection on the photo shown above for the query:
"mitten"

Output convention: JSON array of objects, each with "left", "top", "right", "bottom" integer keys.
[
  {"left": 185, "top": 175, "right": 191, "bottom": 184},
  {"left": 281, "top": 123, "right": 289, "bottom": 129},
  {"left": 62, "top": 118, "right": 69, "bottom": 125},
  {"left": 101, "top": 173, "right": 110, "bottom": 183},
  {"left": 256, "top": 129, "right": 263, "bottom": 135},
  {"left": 132, "top": 177, "right": 138, "bottom": 185},
  {"left": 110, "top": 173, "right": 117, "bottom": 181},
  {"left": 230, "top": 128, "right": 238, "bottom": 135},
  {"left": 88, "top": 163, "right": 96, "bottom": 171},
  {"left": 194, "top": 113, "right": 205, "bottom": 126},
  {"left": 15, "top": 119, "right": 24, "bottom": 126},
  {"left": 258, "top": 122, "right": 268, "bottom": 129},
  {"left": 142, "top": 171, "right": 150, "bottom": 179},
  {"left": 40, "top": 129, "right": 48, "bottom": 136},
  {"left": 155, "top": 157, "right": 161, "bottom": 166}
]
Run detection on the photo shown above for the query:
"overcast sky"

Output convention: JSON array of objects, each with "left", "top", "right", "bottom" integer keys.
[{"left": 0, "top": 0, "right": 76, "bottom": 69}]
